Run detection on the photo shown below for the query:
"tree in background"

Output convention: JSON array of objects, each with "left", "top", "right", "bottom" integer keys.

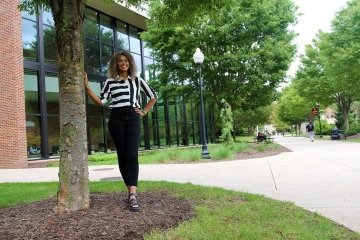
[
  {"left": 219, "top": 99, "right": 234, "bottom": 145},
  {"left": 276, "top": 86, "right": 312, "bottom": 135},
  {"left": 293, "top": 0, "right": 360, "bottom": 131}
]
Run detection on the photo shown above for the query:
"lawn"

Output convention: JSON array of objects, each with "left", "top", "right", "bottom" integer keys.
[{"left": 0, "top": 181, "right": 359, "bottom": 239}]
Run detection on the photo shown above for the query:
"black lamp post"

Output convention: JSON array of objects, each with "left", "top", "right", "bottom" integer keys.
[
  {"left": 193, "top": 48, "right": 211, "bottom": 159},
  {"left": 316, "top": 102, "right": 323, "bottom": 138}
]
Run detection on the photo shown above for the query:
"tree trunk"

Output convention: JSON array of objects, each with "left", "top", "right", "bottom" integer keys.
[
  {"left": 51, "top": 0, "right": 89, "bottom": 213},
  {"left": 338, "top": 97, "right": 352, "bottom": 131}
]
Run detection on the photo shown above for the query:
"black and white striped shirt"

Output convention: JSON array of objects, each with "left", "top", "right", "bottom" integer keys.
[{"left": 100, "top": 76, "right": 157, "bottom": 108}]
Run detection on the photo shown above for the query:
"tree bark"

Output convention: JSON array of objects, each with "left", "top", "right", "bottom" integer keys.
[{"left": 50, "top": 0, "right": 90, "bottom": 213}]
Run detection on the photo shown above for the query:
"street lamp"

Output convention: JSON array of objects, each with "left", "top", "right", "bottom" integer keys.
[
  {"left": 316, "top": 102, "right": 323, "bottom": 138},
  {"left": 193, "top": 48, "right": 211, "bottom": 159}
]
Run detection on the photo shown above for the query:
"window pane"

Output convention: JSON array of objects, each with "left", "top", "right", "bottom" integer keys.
[
  {"left": 42, "top": 9, "right": 54, "bottom": 26},
  {"left": 143, "top": 43, "right": 152, "bottom": 58},
  {"left": 87, "top": 80, "right": 102, "bottom": 117},
  {"left": 116, "top": 21, "right": 129, "bottom": 50},
  {"left": 45, "top": 74, "right": 59, "bottom": 115},
  {"left": 132, "top": 53, "right": 142, "bottom": 76},
  {"left": 85, "top": 39, "right": 100, "bottom": 74},
  {"left": 26, "top": 115, "right": 42, "bottom": 158},
  {"left": 101, "top": 44, "right": 114, "bottom": 75},
  {"left": 24, "top": 69, "right": 40, "bottom": 114},
  {"left": 130, "top": 36, "right": 141, "bottom": 54},
  {"left": 99, "top": 14, "right": 113, "bottom": 45},
  {"left": 84, "top": 8, "right": 99, "bottom": 40},
  {"left": 22, "top": 19, "right": 37, "bottom": 61},
  {"left": 48, "top": 116, "right": 60, "bottom": 156},
  {"left": 43, "top": 25, "right": 57, "bottom": 64},
  {"left": 88, "top": 117, "right": 105, "bottom": 152},
  {"left": 129, "top": 26, "right": 141, "bottom": 54},
  {"left": 144, "top": 57, "right": 154, "bottom": 81}
]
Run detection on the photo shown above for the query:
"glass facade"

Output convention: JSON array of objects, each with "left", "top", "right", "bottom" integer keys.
[{"left": 21, "top": 6, "right": 214, "bottom": 160}]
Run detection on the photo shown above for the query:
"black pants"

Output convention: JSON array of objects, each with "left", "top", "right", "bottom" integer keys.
[{"left": 108, "top": 107, "right": 140, "bottom": 187}]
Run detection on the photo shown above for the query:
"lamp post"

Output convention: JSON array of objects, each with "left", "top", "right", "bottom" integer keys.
[
  {"left": 316, "top": 102, "right": 322, "bottom": 138},
  {"left": 193, "top": 48, "right": 211, "bottom": 159}
]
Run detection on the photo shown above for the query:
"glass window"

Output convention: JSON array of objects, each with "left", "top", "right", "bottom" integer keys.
[
  {"left": 84, "top": 8, "right": 99, "bottom": 40},
  {"left": 88, "top": 117, "right": 105, "bottom": 152},
  {"left": 43, "top": 25, "right": 57, "bottom": 64},
  {"left": 144, "top": 57, "right": 154, "bottom": 81},
  {"left": 48, "top": 115, "right": 60, "bottom": 156},
  {"left": 143, "top": 43, "right": 152, "bottom": 58},
  {"left": 45, "top": 74, "right": 59, "bottom": 115},
  {"left": 26, "top": 115, "right": 42, "bottom": 158},
  {"left": 87, "top": 80, "right": 102, "bottom": 117},
  {"left": 42, "top": 9, "right": 54, "bottom": 26},
  {"left": 22, "top": 19, "right": 38, "bottom": 61},
  {"left": 24, "top": 69, "right": 40, "bottom": 114},
  {"left": 116, "top": 20, "right": 129, "bottom": 50},
  {"left": 132, "top": 53, "right": 142, "bottom": 76},
  {"left": 99, "top": 14, "right": 113, "bottom": 45},
  {"left": 101, "top": 44, "right": 114, "bottom": 75},
  {"left": 129, "top": 26, "right": 141, "bottom": 54},
  {"left": 85, "top": 39, "right": 100, "bottom": 74}
]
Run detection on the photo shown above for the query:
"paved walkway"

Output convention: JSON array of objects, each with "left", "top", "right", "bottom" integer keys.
[{"left": 0, "top": 137, "right": 359, "bottom": 233}]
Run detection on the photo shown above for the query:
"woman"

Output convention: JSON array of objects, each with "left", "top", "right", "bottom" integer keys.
[{"left": 84, "top": 51, "right": 157, "bottom": 212}]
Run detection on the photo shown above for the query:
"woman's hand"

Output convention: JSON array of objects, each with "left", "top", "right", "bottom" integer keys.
[
  {"left": 83, "top": 72, "right": 89, "bottom": 90},
  {"left": 135, "top": 108, "right": 147, "bottom": 117}
]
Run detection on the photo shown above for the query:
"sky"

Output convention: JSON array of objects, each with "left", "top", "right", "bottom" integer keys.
[{"left": 287, "top": 0, "right": 348, "bottom": 79}]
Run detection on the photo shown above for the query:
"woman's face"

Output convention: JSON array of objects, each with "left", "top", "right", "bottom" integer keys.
[{"left": 117, "top": 55, "right": 130, "bottom": 73}]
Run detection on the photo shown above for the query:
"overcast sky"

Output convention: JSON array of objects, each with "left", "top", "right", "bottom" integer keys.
[{"left": 288, "top": 0, "right": 348, "bottom": 78}]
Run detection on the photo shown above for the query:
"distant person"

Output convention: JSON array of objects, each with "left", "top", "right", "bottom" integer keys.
[
  {"left": 257, "top": 131, "right": 266, "bottom": 142},
  {"left": 306, "top": 121, "right": 315, "bottom": 142}
]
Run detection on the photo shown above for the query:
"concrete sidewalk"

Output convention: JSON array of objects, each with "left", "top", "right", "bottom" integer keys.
[{"left": 0, "top": 136, "right": 359, "bottom": 233}]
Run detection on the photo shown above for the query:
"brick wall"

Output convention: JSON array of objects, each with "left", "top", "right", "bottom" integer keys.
[{"left": 0, "top": 0, "right": 28, "bottom": 168}]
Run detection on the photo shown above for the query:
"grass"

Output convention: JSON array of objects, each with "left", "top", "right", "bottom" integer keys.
[
  {"left": 47, "top": 139, "right": 279, "bottom": 167},
  {"left": 0, "top": 181, "right": 359, "bottom": 239}
]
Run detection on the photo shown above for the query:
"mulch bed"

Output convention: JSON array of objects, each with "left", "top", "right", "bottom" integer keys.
[
  {"left": 0, "top": 192, "right": 195, "bottom": 240},
  {"left": 3, "top": 146, "right": 291, "bottom": 239},
  {"left": 231, "top": 145, "right": 292, "bottom": 160}
]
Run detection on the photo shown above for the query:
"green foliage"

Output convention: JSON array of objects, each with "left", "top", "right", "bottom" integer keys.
[
  {"left": 314, "top": 119, "right": 331, "bottom": 136},
  {"left": 276, "top": 86, "right": 312, "bottom": 126},
  {"left": 234, "top": 105, "right": 273, "bottom": 131},
  {"left": 142, "top": 0, "right": 297, "bottom": 117},
  {"left": 219, "top": 99, "right": 234, "bottom": 145},
  {"left": 293, "top": 0, "right": 360, "bottom": 131}
]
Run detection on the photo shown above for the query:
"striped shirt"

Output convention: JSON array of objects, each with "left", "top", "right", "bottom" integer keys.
[{"left": 100, "top": 76, "right": 157, "bottom": 108}]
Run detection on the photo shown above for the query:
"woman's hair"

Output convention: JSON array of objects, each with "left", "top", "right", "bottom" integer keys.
[{"left": 107, "top": 51, "right": 137, "bottom": 79}]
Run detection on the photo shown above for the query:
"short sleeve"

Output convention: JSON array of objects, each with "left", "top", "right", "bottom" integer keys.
[
  {"left": 138, "top": 77, "right": 157, "bottom": 99},
  {"left": 99, "top": 79, "right": 111, "bottom": 104}
]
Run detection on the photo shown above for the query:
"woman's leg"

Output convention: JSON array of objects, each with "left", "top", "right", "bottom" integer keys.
[
  {"left": 108, "top": 111, "right": 129, "bottom": 186},
  {"left": 124, "top": 111, "right": 141, "bottom": 189}
]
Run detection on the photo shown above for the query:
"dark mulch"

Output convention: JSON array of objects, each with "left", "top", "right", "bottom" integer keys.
[
  {"left": 231, "top": 145, "right": 292, "bottom": 160},
  {"left": 0, "top": 192, "right": 195, "bottom": 240}
]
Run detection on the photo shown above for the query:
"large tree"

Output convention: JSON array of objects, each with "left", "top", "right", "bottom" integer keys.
[
  {"left": 19, "top": 0, "right": 232, "bottom": 212},
  {"left": 293, "top": 0, "right": 360, "bottom": 131},
  {"left": 142, "top": 0, "right": 297, "bottom": 117}
]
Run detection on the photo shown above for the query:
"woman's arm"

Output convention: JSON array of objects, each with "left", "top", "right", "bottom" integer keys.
[
  {"left": 84, "top": 72, "right": 102, "bottom": 106},
  {"left": 142, "top": 98, "right": 157, "bottom": 115}
]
